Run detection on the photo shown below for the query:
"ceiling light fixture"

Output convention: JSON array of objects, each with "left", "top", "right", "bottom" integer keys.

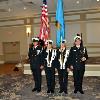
[
  {"left": 97, "top": 0, "right": 100, "bottom": 1},
  {"left": 24, "top": 6, "right": 27, "bottom": 10},
  {"left": 76, "top": 1, "right": 80, "bottom": 4}
]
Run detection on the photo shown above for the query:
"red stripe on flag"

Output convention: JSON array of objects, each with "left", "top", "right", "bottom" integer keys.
[{"left": 39, "top": 1, "right": 50, "bottom": 43}]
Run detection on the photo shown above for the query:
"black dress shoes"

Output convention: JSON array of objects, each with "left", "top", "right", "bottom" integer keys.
[
  {"left": 74, "top": 90, "right": 78, "bottom": 94},
  {"left": 32, "top": 88, "right": 41, "bottom": 93},
  {"left": 47, "top": 90, "right": 51, "bottom": 93},
  {"left": 32, "top": 88, "right": 37, "bottom": 92},
  {"left": 37, "top": 89, "right": 41, "bottom": 93},
  {"left": 59, "top": 90, "right": 63, "bottom": 93},
  {"left": 51, "top": 90, "right": 54, "bottom": 93},
  {"left": 47, "top": 90, "right": 54, "bottom": 93},
  {"left": 74, "top": 89, "right": 84, "bottom": 94},
  {"left": 64, "top": 90, "right": 68, "bottom": 94},
  {"left": 79, "top": 90, "right": 84, "bottom": 94}
]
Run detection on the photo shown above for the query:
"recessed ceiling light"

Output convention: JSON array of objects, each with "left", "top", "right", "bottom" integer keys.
[
  {"left": 24, "top": 6, "right": 27, "bottom": 10},
  {"left": 76, "top": 1, "right": 80, "bottom": 4},
  {"left": 97, "top": 0, "right": 100, "bottom": 1}
]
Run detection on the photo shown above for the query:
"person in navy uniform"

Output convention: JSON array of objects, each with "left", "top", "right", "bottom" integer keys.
[
  {"left": 28, "top": 37, "right": 43, "bottom": 93},
  {"left": 43, "top": 40, "right": 56, "bottom": 93},
  {"left": 68, "top": 35, "right": 88, "bottom": 94},
  {"left": 56, "top": 40, "right": 70, "bottom": 94}
]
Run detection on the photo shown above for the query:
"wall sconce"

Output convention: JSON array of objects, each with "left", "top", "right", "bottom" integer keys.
[{"left": 26, "top": 25, "right": 31, "bottom": 37}]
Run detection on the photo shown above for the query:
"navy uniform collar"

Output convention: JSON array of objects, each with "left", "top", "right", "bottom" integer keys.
[{"left": 74, "top": 45, "right": 84, "bottom": 50}]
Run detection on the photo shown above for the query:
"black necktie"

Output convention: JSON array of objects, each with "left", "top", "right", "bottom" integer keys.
[
  {"left": 49, "top": 50, "right": 52, "bottom": 62},
  {"left": 61, "top": 51, "right": 64, "bottom": 63}
]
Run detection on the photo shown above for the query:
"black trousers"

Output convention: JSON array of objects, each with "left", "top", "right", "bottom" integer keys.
[
  {"left": 45, "top": 67, "right": 55, "bottom": 91},
  {"left": 73, "top": 68, "right": 85, "bottom": 91},
  {"left": 58, "top": 69, "right": 68, "bottom": 92},
  {"left": 31, "top": 67, "right": 42, "bottom": 91}
]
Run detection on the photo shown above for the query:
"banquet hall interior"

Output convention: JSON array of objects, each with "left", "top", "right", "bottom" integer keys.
[{"left": 0, "top": 0, "right": 100, "bottom": 100}]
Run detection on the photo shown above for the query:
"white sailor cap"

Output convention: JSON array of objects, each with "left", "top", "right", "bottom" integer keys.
[
  {"left": 62, "top": 39, "right": 66, "bottom": 43},
  {"left": 74, "top": 36, "right": 81, "bottom": 41},
  {"left": 47, "top": 40, "right": 53, "bottom": 44},
  {"left": 32, "top": 37, "right": 39, "bottom": 42}
]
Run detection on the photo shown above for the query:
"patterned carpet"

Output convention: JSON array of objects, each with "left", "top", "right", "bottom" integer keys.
[{"left": 0, "top": 74, "right": 100, "bottom": 100}]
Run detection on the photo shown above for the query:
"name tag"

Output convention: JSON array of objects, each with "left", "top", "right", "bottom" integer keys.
[
  {"left": 73, "top": 50, "right": 76, "bottom": 51},
  {"left": 37, "top": 50, "right": 40, "bottom": 55}
]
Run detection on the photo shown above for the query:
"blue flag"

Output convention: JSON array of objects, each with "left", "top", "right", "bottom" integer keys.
[{"left": 56, "top": 0, "right": 65, "bottom": 47}]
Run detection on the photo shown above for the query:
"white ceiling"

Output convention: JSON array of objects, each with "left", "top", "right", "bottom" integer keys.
[{"left": 0, "top": 0, "right": 100, "bottom": 19}]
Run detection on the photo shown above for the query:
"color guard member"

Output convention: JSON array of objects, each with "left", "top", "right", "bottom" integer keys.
[
  {"left": 43, "top": 40, "right": 56, "bottom": 93},
  {"left": 28, "top": 37, "right": 43, "bottom": 93},
  {"left": 68, "top": 36, "right": 88, "bottom": 94},
  {"left": 57, "top": 40, "right": 70, "bottom": 94}
]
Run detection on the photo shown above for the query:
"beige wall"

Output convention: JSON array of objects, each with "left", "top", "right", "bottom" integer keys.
[
  {"left": 0, "top": 26, "right": 28, "bottom": 62},
  {"left": 86, "top": 21, "right": 100, "bottom": 43},
  {"left": 0, "top": 11, "right": 100, "bottom": 63},
  {"left": 33, "top": 12, "right": 100, "bottom": 57},
  {"left": 0, "top": 42, "right": 4, "bottom": 61},
  {"left": 0, "top": 42, "right": 3, "bottom": 55}
]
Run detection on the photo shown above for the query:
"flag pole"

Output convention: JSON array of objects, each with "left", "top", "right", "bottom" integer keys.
[{"left": 61, "top": 36, "right": 62, "bottom": 49}]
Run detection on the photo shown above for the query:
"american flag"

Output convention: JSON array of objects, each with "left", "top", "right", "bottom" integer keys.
[{"left": 39, "top": 0, "right": 50, "bottom": 42}]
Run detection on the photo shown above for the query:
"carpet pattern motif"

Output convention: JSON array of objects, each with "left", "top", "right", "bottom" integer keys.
[{"left": 0, "top": 74, "right": 100, "bottom": 100}]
